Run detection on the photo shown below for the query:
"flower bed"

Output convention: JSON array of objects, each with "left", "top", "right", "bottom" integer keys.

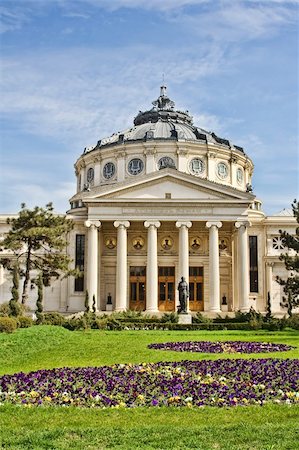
[
  {"left": 0, "top": 359, "right": 298, "bottom": 408},
  {"left": 148, "top": 341, "right": 295, "bottom": 353}
]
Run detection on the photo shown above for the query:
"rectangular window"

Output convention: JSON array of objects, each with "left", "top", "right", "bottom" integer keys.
[
  {"left": 75, "top": 234, "right": 85, "bottom": 292},
  {"left": 249, "top": 235, "right": 259, "bottom": 293}
]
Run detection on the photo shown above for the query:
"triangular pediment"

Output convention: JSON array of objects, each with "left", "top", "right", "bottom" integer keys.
[{"left": 77, "top": 169, "right": 254, "bottom": 203}]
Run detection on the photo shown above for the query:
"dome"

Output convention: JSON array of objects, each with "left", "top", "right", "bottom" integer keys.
[{"left": 86, "top": 86, "right": 244, "bottom": 154}]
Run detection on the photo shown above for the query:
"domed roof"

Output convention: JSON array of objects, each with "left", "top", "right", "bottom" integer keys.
[{"left": 85, "top": 86, "right": 244, "bottom": 154}]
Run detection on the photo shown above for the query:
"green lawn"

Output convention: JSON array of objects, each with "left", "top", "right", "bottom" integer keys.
[{"left": 0, "top": 326, "right": 298, "bottom": 449}]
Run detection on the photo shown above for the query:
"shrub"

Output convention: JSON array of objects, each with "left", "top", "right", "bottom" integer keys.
[
  {"left": 18, "top": 316, "right": 33, "bottom": 328},
  {"left": 0, "top": 317, "right": 18, "bottom": 333},
  {"left": 192, "top": 312, "right": 212, "bottom": 324},
  {"left": 160, "top": 312, "right": 178, "bottom": 323},
  {"left": 42, "top": 312, "right": 65, "bottom": 326},
  {"left": 0, "top": 302, "right": 11, "bottom": 317},
  {"left": 63, "top": 316, "right": 88, "bottom": 331},
  {"left": 287, "top": 314, "right": 299, "bottom": 330}
]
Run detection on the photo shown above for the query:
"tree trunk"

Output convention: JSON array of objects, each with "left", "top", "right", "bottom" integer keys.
[{"left": 22, "top": 245, "right": 32, "bottom": 304}]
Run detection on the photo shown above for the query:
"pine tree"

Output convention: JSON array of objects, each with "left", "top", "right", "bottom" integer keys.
[
  {"left": 277, "top": 199, "right": 299, "bottom": 316},
  {"left": 9, "top": 261, "right": 21, "bottom": 317},
  {"left": 0, "top": 203, "right": 77, "bottom": 304},
  {"left": 84, "top": 290, "right": 90, "bottom": 312},
  {"left": 92, "top": 295, "right": 96, "bottom": 313}
]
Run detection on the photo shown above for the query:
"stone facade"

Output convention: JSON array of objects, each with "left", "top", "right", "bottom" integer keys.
[{"left": 0, "top": 87, "right": 297, "bottom": 315}]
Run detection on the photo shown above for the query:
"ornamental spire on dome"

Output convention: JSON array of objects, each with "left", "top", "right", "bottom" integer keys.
[{"left": 152, "top": 85, "right": 175, "bottom": 111}]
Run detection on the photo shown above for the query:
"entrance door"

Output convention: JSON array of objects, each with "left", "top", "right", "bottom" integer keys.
[
  {"left": 189, "top": 267, "right": 204, "bottom": 311},
  {"left": 129, "top": 266, "right": 146, "bottom": 311},
  {"left": 158, "top": 267, "right": 175, "bottom": 311}
]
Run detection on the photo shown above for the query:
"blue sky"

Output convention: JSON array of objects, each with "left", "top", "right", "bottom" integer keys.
[{"left": 0, "top": 0, "right": 298, "bottom": 215}]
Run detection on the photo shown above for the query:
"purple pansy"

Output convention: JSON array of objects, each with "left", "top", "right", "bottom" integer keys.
[
  {"left": 148, "top": 341, "right": 294, "bottom": 353},
  {"left": 0, "top": 359, "right": 298, "bottom": 408}
]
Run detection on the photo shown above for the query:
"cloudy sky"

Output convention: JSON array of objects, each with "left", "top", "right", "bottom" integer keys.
[{"left": 0, "top": 0, "right": 298, "bottom": 215}]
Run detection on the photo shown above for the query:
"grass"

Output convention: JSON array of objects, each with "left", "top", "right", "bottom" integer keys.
[
  {"left": 0, "top": 326, "right": 298, "bottom": 375},
  {"left": 0, "top": 326, "right": 298, "bottom": 449}
]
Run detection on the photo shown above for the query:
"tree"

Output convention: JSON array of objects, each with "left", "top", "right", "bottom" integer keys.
[
  {"left": 277, "top": 199, "right": 299, "bottom": 316},
  {"left": 36, "top": 272, "right": 44, "bottom": 324},
  {"left": 0, "top": 203, "right": 75, "bottom": 304},
  {"left": 9, "top": 261, "right": 21, "bottom": 317},
  {"left": 84, "top": 290, "right": 90, "bottom": 312}
]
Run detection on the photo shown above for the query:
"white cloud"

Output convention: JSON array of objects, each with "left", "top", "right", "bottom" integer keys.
[{"left": 0, "top": 45, "right": 227, "bottom": 147}]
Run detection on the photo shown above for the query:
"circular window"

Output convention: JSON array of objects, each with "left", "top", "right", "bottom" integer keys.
[
  {"left": 103, "top": 162, "right": 116, "bottom": 179},
  {"left": 217, "top": 162, "right": 228, "bottom": 180},
  {"left": 237, "top": 168, "right": 243, "bottom": 184},
  {"left": 189, "top": 158, "right": 205, "bottom": 175},
  {"left": 128, "top": 158, "right": 144, "bottom": 175},
  {"left": 87, "top": 167, "right": 94, "bottom": 183},
  {"left": 158, "top": 156, "right": 176, "bottom": 170}
]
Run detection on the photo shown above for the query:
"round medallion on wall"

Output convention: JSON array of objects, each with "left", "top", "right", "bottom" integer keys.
[
  {"left": 87, "top": 167, "right": 94, "bottom": 183},
  {"left": 158, "top": 156, "right": 176, "bottom": 170},
  {"left": 128, "top": 158, "right": 144, "bottom": 175},
  {"left": 132, "top": 236, "right": 145, "bottom": 250},
  {"left": 160, "top": 236, "right": 173, "bottom": 250},
  {"left": 103, "top": 162, "right": 116, "bottom": 180},
  {"left": 217, "top": 162, "right": 228, "bottom": 180},
  {"left": 189, "top": 158, "right": 205, "bottom": 175},
  {"left": 237, "top": 167, "right": 243, "bottom": 184},
  {"left": 105, "top": 237, "right": 117, "bottom": 249},
  {"left": 190, "top": 236, "right": 201, "bottom": 251}
]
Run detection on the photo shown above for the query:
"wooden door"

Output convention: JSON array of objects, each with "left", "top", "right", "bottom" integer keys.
[
  {"left": 129, "top": 266, "right": 146, "bottom": 311},
  {"left": 158, "top": 267, "right": 175, "bottom": 312},
  {"left": 189, "top": 267, "right": 204, "bottom": 311}
]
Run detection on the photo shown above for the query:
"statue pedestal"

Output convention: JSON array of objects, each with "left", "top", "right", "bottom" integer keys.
[
  {"left": 178, "top": 313, "right": 192, "bottom": 325},
  {"left": 106, "top": 304, "right": 113, "bottom": 312}
]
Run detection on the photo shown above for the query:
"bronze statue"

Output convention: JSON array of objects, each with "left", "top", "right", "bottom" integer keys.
[{"left": 177, "top": 276, "right": 189, "bottom": 313}]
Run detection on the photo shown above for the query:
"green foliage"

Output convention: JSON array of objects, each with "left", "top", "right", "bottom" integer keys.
[
  {"left": 0, "top": 317, "right": 17, "bottom": 333},
  {"left": 286, "top": 314, "right": 299, "bottom": 330},
  {"left": 18, "top": 316, "right": 33, "bottom": 328},
  {"left": 92, "top": 295, "right": 96, "bottom": 313},
  {"left": 193, "top": 312, "right": 213, "bottom": 324},
  {"left": 84, "top": 291, "right": 89, "bottom": 312},
  {"left": 0, "top": 203, "right": 75, "bottom": 305},
  {"left": 160, "top": 312, "right": 178, "bottom": 323},
  {"left": 277, "top": 199, "right": 299, "bottom": 316},
  {"left": 265, "top": 292, "right": 273, "bottom": 322},
  {"left": 8, "top": 262, "right": 20, "bottom": 317},
  {"left": 0, "top": 302, "right": 11, "bottom": 317},
  {"left": 42, "top": 312, "right": 65, "bottom": 326}
]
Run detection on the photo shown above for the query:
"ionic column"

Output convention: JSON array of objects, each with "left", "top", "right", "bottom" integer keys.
[
  {"left": 144, "top": 221, "right": 161, "bottom": 313},
  {"left": 85, "top": 220, "right": 101, "bottom": 310},
  {"left": 235, "top": 221, "right": 250, "bottom": 312},
  {"left": 176, "top": 221, "right": 192, "bottom": 281},
  {"left": 114, "top": 220, "right": 130, "bottom": 311},
  {"left": 266, "top": 262, "right": 277, "bottom": 311},
  {"left": 206, "top": 221, "right": 222, "bottom": 312}
]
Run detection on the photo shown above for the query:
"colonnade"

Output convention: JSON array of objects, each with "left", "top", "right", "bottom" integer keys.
[{"left": 84, "top": 219, "right": 250, "bottom": 313}]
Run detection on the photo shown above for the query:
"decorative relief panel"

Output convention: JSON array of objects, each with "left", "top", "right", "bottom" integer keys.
[
  {"left": 132, "top": 236, "right": 145, "bottom": 250},
  {"left": 105, "top": 237, "right": 117, "bottom": 249},
  {"left": 160, "top": 236, "right": 173, "bottom": 250}
]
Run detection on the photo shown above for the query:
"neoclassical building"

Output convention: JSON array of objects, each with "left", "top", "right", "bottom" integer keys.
[{"left": 0, "top": 87, "right": 296, "bottom": 315}]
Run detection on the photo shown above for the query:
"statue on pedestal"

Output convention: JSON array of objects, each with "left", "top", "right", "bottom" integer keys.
[{"left": 177, "top": 276, "right": 189, "bottom": 314}]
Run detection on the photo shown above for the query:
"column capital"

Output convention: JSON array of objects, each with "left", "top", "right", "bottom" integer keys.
[
  {"left": 114, "top": 220, "right": 130, "bottom": 229},
  {"left": 176, "top": 221, "right": 192, "bottom": 229},
  {"left": 235, "top": 220, "right": 251, "bottom": 229},
  {"left": 266, "top": 261, "right": 275, "bottom": 267},
  {"left": 85, "top": 220, "right": 101, "bottom": 228},
  {"left": 144, "top": 220, "right": 161, "bottom": 229},
  {"left": 206, "top": 221, "right": 222, "bottom": 229}
]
